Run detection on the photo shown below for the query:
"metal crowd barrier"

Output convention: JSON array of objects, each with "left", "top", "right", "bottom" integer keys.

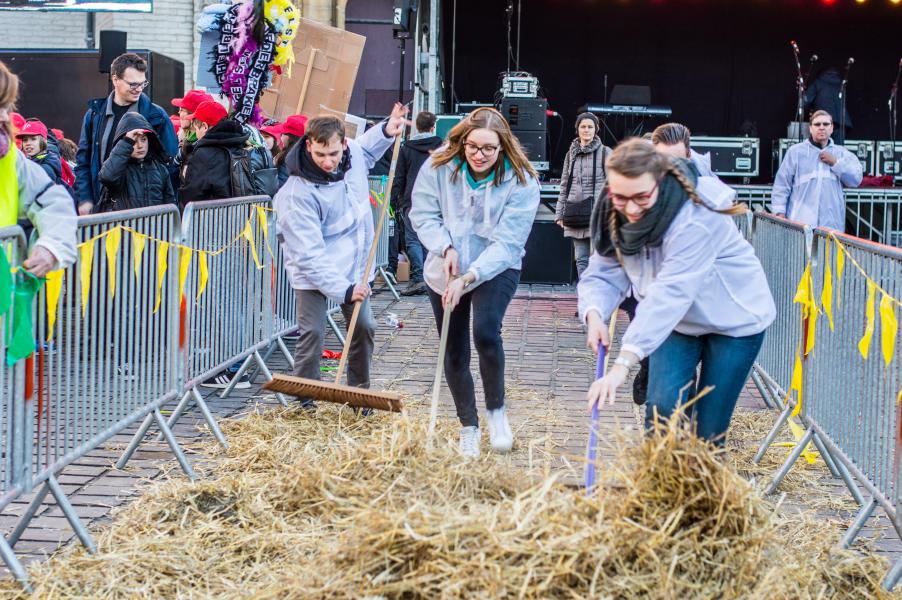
[
  {"left": 367, "top": 176, "right": 400, "bottom": 300},
  {"left": 747, "top": 212, "right": 902, "bottom": 590},
  {"left": 733, "top": 185, "right": 902, "bottom": 247}
]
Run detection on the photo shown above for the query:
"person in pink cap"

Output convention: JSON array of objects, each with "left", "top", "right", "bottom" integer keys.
[
  {"left": 260, "top": 122, "right": 282, "bottom": 154},
  {"left": 274, "top": 114, "right": 307, "bottom": 188},
  {"left": 16, "top": 119, "right": 68, "bottom": 189}
]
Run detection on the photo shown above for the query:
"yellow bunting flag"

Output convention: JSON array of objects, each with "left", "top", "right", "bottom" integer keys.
[
  {"left": 858, "top": 280, "right": 877, "bottom": 360},
  {"left": 196, "top": 251, "right": 209, "bottom": 302},
  {"left": 179, "top": 246, "right": 193, "bottom": 303},
  {"left": 256, "top": 206, "right": 274, "bottom": 258},
  {"left": 132, "top": 232, "right": 146, "bottom": 278},
  {"left": 789, "top": 346, "right": 803, "bottom": 417},
  {"left": 793, "top": 263, "right": 817, "bottom": 318},
  {"left": 821, "top": 239, "right": 834, "bottom": 331},
  {"left": 154, "top": 242, "right": 169, "bottom": 314},
  {"left": 243, "top": 219, "right": 263, "bottom": 269},
  {"left": 104, "top": 226, "right": 121, "bottom": 298},
  {"left": 786, "top": 419, "right": 819, "bottom": 464},
  {"left": 880, "top": 292, "right": 898, "bottom": 366},
  {"left": 44, "top": 270, "right": 63, "bottom": 341},
  {"left": 835, "top": 242, "right": 845, "bottom": 306},
  {"left": 79, "top": 239, "right": 95, "bottom": 316}
]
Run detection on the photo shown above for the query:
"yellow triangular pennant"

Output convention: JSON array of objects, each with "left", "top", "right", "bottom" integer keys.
[
  {"left": 256, "top": 206, "right": 274, "bottom": 258},
  {"left": 243, "top": 219, "right": 263, "bottom": 269},
  {"left": 44, "top": 270, "right": 63, "bottom": 341},
  {"left": 104, "top": 227, "right": 121, "bottom": 298},
  {"left": 789, "top": 346, "right": 803, "bottom": 417},
  {"left": 835, "top": 242, "right": 845, "bottom": 307},
  {"left": 79, "top": 239, "right": 95, "bottom": 316},
  {"left": 154, "top": 242, "right": 169, "bottom": 314},
  {"left": 132, "top": 232, "right": 146, "bottom": 278},
  {"left": 880, "top": 292, "right": 898, "bottom": 366},
  {"left": 821, "top": 239, "right": 834, "bottom": 331},
  {"left": 178, "top": 247, "right": 193, "bottom": 303},
  {"left": 858, "top": 280, "right": 877, "bottom": 360},
  {"left": 786, "top": 419, "right": 819, "bottom": 464},
  {"left": 196, "top": 251, "right": 209, "bottom": 303}
]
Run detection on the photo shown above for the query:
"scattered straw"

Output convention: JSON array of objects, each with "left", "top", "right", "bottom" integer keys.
[{"left": 0, "top": 405, "right": 895, "bottom": 599}]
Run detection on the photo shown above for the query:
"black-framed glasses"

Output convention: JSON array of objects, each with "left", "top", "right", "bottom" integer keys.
[
  {"left": 609, "top": 181, "right": 660, "bottom": 208},
  {"left": 464, "top": 142, "right": 499, "bottom": 157}
]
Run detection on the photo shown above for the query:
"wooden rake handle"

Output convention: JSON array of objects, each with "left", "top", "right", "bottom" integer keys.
[
  {"left": 335, "top": 134, "right": 404, "bottom": 384},
  {"left": 427, "top": 288, "right": 454, "bottom": 442}
]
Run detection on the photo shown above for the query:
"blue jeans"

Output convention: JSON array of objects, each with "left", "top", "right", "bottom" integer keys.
[
  {"left": 427, "top": 269, "right": 520, "bottom": 427},
  {"left": 645, "top": 330, "right": 765, "bottom": 445},
  {"left": 402, "top": 212, "right": 424, "bottom": 283},
  {"left": 572, "top": 238, "right": 591, "bottom": 279}
]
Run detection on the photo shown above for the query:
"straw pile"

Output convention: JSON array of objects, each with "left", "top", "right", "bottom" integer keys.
[{"left": 0, "top": 405, "right": 895, "bottom": 599}]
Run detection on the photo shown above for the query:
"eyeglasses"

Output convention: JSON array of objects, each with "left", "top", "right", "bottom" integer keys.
[
  {"left": 811, "top": 121, "right": 832, "bottom": 128},
  {"left": 464, "top": 142, "right": 499, "bottom": 157},
  {"left": 118, "top": 79, "right": 149, "bottom": 91},
  {"left": 609, "top": 182, "right": 660, "bottom": 208}
]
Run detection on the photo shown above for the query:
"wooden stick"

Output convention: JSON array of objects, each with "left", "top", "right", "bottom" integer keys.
[
  {"left": 427, "top": 300, "right": 453, "bottom": 443},
  {"left": 294, "top": 48, "right": 318, "bottom": 116},
  {"left": 335, "top": 134, "right": 404, "bottom": 385}
]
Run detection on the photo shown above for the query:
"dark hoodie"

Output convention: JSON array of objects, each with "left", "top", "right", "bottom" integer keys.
[
  {"left": 97, "top": 112, "right": 175, "bottom": 212},
  {"left": 180, "top": 119, "right": 250, "bottom": 205},
  {"left": 285, "top": 134, "right": 352, "bottom": 184},
  {"left": 390, "top": 134, "right": 443, "bottom": 213},
  {"left": 805, "top": 69, "right": 853, "bottom": 130}
]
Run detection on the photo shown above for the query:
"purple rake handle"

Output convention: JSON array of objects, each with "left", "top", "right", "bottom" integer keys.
[{"left": 585, "top": 346, "right": 607, "bottom": 495}]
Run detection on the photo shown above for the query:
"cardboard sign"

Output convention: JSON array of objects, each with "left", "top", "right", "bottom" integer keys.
[{"left": 260, "top": 18, "right": 365, "bottom": 123}]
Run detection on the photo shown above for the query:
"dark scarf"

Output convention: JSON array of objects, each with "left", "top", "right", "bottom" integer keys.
[
  {"left": 288, "top": 135, "right": 352, "bottom": 184},
  {"left": 592, "top": 159, "right": 698, "bottom": 257}
]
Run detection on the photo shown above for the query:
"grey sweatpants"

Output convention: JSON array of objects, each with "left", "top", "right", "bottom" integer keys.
[{"left": 292, "top": 289, "right": 376, "bottom": 397}]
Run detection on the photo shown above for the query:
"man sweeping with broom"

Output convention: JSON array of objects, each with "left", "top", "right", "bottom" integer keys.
[{"left": 273, "top": 103, "right": 409, "bottom": 410}]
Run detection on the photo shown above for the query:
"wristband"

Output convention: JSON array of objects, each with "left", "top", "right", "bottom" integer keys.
[{"left": 613, "top": 356, "right": 634, "bottom": 370}]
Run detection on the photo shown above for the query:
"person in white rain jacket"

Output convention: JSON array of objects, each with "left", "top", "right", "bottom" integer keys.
[
  {"left": 771, "top": 110, "right": 862, "bottom": 231},
  {"left": 410, "top": 107, "right": 540, "bottom": 458},
  {"left": 579, "top": 138, "right": 775, "bottom": 445}
]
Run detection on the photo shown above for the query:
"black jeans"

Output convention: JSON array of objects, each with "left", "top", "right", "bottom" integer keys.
[{"left": 427, "top": 269, "right": 520, "bottom": 428}]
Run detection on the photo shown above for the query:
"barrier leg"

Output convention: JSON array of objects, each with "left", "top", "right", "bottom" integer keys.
[
  {"left": 0, "top": 535, "right": 30, "bottom": 591},
  {"left": 883, "top": 557, "right": 902, "bottom": 591},
  {"left": 8, "top": 483, "right": 51, "bottom": 547},
  {"left": 327, "top": 314, "right": 346, "bottom": 345},
  {"left": 246, "top": 342, "right": 276, "bottom": 383},
  {"left": 157, "top": 387, "right": 227, "bottom": 449},
  {"left": 155, "top": 390, "right": 193, "bottom": 442},
  {"left": 765, "top": 428, "right": 814, "bottom": 494},
  {"left": 115, "top": 412, "right": 155, "bottom": 470},
  {"left": 840, "top": 497, "right": 878, "bottom": 549},
  {"left": 750, "top": 369, "right": 777, "bottom": 410},
  {"left": 378, "top": 266, "right": 401, "bottom": 301},
  {"left": 218, "top": 354, "right": 254, "bottom": 399},
  {"left": 810, "top": 431, "right": 841, "bottom": 479},
  {"left": 46, "top": 475, "right": 95, "bottom": 553},
  {"left": 152, "top": 409, "right": 196, "bottom": 480},
  {"left": 276, "top": 336, "right": 294, "bottom": 368},
  {"left": 251, "top": 350, "right": 288, "bottom": 406},
  {"left": 754, "top": 404, "right": 793, "bottom": 464},
  {"left": 830, "top": 454, "right": 866, "bottom": 507}
]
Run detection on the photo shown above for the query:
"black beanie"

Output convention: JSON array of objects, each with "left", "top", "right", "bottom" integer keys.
[{"left": 575, "top": 112, "right": 600, "bottom": 134}]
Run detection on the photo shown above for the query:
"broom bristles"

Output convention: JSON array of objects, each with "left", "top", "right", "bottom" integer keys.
[{"left": 263, "top": 374, "right": 404, "bottom": 413}]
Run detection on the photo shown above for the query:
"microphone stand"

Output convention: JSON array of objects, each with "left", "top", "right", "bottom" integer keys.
[
  {"left": 792, "top": 42, "right": 804, "bottom": 143},
  {"left": 840, "top": 58, "right": 853, "bottom": 144},
  {"left": 890, "top": 61, "right": 901, "bottom": 185}
]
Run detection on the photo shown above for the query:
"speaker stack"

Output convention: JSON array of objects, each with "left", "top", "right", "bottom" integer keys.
[{"left": 497, "top": 73, "right": 548, "bottom": 173}]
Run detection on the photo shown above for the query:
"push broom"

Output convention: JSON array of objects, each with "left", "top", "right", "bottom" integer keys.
[
  {"left": 263, "top": 134, "right": 405, "bottom": 413},
  {"left": 585, "top": 317, "right": 617, "bottom": 495}
]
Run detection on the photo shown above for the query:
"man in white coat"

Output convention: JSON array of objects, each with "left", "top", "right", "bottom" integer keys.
[{"left": 771, "top": 110, "right": 862, "bottom": 231}]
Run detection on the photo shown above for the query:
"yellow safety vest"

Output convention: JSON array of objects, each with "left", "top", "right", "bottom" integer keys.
[{"left": 0, "top": 149, "right": 18, "bottom": 227}]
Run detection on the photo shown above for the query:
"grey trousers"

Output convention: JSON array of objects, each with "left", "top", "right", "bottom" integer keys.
[{"left": 292, "top": 289, "right": 376, "bottom": 397}]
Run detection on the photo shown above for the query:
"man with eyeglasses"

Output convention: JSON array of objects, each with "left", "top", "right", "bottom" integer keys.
[
  {"left": 771, "top": 109, "right": 862, "bottom": 231},
  {"left": 75, "top": 53, "right": 179, "bottom": 215}
]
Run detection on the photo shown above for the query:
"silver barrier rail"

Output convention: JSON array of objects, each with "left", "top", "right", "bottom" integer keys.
[
  {"left": 8, "top": 206, "right": 191, "bottom": 564},
  {"left": 120, "top": 197, "right": 289, "bottom": 460},
  {"left": 368, "top": 176, "right": 400, "bottom": 300},
  {"left": 733, "top": 185, "right": 902, "bottom": 247}
]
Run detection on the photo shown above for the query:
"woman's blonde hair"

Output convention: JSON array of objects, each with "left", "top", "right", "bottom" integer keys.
[
  {"left": 431, "top": 107, "right": 537, "bottom": 185},
  {"left": 604, "top": 138, "right": 746, "bottom": 252},
  {"left": 0, "top": 61, "right": 19, "bottom": 139}
]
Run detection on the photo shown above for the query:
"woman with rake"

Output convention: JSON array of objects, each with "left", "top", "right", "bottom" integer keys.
[
  {"left": 579, "top": 138, "right": 775, "bottom": 444},
  {"left": 410, "top": 107, "right": 540, "bottom": 458}
]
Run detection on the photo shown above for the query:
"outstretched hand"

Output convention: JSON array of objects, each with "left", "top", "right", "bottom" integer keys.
[{"left": 384, "top": 102, "right": 411, "bottom": 138}]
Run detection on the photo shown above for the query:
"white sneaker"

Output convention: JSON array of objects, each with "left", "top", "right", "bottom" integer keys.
[
  {"left": 458, "top": 426, "right": 481, "bottom": 458},
  {"left": 486, "top": 408, "right": 513, "bottom": 452}
]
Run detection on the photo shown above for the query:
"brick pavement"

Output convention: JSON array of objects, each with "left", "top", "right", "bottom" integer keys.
[{"left": 0, "top": 283, "right": 899, "bottom": 583}]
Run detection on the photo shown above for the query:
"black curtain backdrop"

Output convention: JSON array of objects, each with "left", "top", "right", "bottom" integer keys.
[{"left": 442, "top": 0, "right": 902, "bottom": 179}]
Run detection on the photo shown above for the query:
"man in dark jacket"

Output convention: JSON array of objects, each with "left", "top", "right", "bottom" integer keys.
[
  {"left": 97, "top": 112, "right": 175, "bottom": 212},
  {"left": 179, "top": 100, "right": 251, "bottom": 205},
  {"left": 391, "top": 111, "right": 443, "bottom": 295},
  {"left": 806, "top": 68, "right": 853, "bottom": 145},
  {"left": 75, "top": 53, "right": 179, "bottom": 215}
]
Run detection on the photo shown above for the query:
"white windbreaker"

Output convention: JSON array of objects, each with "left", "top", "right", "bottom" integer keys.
[
  {"left": 577, "top": 177, "right": 776, "bottom": 360},
  {"left": 16, "top": 150, "right": 77, "bottom": 268},
  {"left": 770, "top": 139, "right": 863, "bottom": 231}
]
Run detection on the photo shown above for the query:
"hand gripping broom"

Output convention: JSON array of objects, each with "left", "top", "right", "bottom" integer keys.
[
  {"left": 585, "top": 317, "right": 617, "bottom": 495},
  {"left": 264, "top": 135, "right": 405, "bottom": 413}
]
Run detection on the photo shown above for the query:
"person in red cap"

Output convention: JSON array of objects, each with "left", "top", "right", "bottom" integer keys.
[
  {"left": 16, "top": 119, "right": 68, "bottom": 191},
  {"left": 260, "top": 122, "right": 281, "bottom": 154},
  {"left": 171, "top": 89, "right": 214, "bottom": 139},
  {"left": 274, "top": 114, "right": 307, "bottom": 188},
  {"left": 180, "top": 100, "right": 254, "bottom": 209}
]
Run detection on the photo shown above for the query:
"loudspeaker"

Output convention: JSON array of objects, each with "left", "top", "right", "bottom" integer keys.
[
  {"left": 521, "top": 222, "right": 576, "bottom": 284},
  {"left": 511, "top": 130, "right": 546, "bottom": 163},
  {"left": 499, "top": 97, "right": 547, "bottom": 131},
  {"left": 99, "top": 30, "right": 127, "bottom": 74}
]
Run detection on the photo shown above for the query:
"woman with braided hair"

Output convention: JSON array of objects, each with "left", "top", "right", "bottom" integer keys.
[{"left": 578, "top": 138, "right": 774, "bottom": 444}]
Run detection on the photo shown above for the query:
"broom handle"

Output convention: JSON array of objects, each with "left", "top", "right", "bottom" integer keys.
[
  {"left": 335, "top": 134, "right": 404, "bottom": 385},
  {"left": 427, "top": 290, "right": 453, "bottom": 441},
  {"left": 585, "top": 317, "right": 617, "bottom": 495}
]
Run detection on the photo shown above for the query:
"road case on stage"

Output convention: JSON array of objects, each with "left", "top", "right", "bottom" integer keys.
[{"left": 690, "top": 137, "right": 759, "bottom": 178}]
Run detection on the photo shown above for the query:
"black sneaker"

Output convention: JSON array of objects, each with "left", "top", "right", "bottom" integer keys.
[
  {"left": 400, "top": 281, "right": 427, "bottom": 296},
  {"left": 632, "top": 358, "right": 649, "bottom": 406},
  {"left": 201, "top": 372, "right": 251, "bottom": 390}
]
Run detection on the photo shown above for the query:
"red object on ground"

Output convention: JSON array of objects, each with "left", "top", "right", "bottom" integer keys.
[
  {"left": 322, "top": 349, "right": 342, "bottom": 359},
  {"left": 860, "top": 175, "right": 895, "bottom": 188}
]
